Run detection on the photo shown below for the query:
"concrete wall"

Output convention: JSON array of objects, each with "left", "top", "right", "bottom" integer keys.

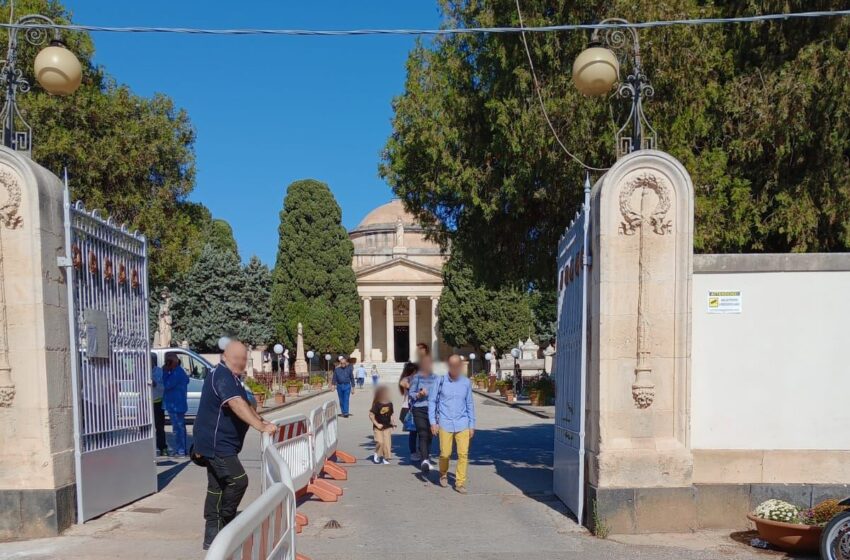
[{"left": 691, "top": 253, "right": 850, "bottom": 483}]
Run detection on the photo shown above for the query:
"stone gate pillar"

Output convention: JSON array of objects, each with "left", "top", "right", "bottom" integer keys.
[
  {"left": 0, "top": 147, "right": 74, "bottom": 538},
  {"left": 586, "top": 150, "right": 694, "bottom": 533}
]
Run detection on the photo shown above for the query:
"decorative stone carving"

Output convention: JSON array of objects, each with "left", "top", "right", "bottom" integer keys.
[
  {"left": 157, "top": 289, "right": 173, "bottom": 348},
  {"left": 394, "top": 216, "right": 405, "bottom": 247},
  {"left": 0, "top": 169, "right": 22, "bottom": 407},
  {"left": 617, "top": 172, "right": 674, "bottom": 409},
  {"left": 0, "top": 169, "right": 22, "bottom": 230},
  {"left": 618, "top": 172, "right": 672, "bottom": 236}
]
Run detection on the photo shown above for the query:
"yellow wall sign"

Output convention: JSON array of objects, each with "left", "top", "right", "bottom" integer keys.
[{"left": 707, "top": 290, "right": 742, "bottom": 314}]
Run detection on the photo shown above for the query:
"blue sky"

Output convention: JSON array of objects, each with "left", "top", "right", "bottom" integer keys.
[{"left": 66, "top": 1, "right": 443, "bottom": 265}]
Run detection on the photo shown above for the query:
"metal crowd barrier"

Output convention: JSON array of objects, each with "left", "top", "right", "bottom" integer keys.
[
  {"left": 204, "top": 481, "right": 296, "bottom": 560},
  {"left": 308, "top": 406, "right": 327, "bottom": 479},
  {"left": 322, "top": 400, "right": 339, "bottom": 458},
  {"left": 262, "top": 414, "right": 313, "bottom": 494}
]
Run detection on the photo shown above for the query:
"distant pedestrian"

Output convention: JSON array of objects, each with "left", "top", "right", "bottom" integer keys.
[
  {"left": 369, "top": 385, "right": 396, "bottom": 464},
  {"left": 416, "top": 342, "right": 430, "bottom": 362},
  {"left": 398, "top": 361, "right": 419, "bottom": 461},
  {"left": 356, "top": 362, "right": 367, "bottom": 389},
  {"left": 194, "top": 340, "right": 277, "bottom": 550},
  {"left": 407, "top": 354, "right": 439, "bottom": 472},
  {"left": 371, "top": 364, "right": 379, "bottom": 387},
  {"left": 430, "top": 354, "right": 476, "bottom": 493},
  {"left": 150, "top": 354, "right": 167, "bottom": 456},
  {"left": 162, "top": 352, "right": 189, "bottom": 457},
  {"left": 332, "top": 357, "right": 355, "bottom": 417}
]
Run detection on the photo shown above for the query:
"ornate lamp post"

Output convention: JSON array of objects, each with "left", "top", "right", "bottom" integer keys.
[
  {"left": 510, "top": 347, "right": 522, "bottom": 397},
  {"left": 468, "top": 352, "right": 476, "bottom": 377},
  {"left": 572, "top": 19, "right": 656, "bottom": 158},
  {"left": 1, "top": 2, "right": 82, "bottom": 155}
]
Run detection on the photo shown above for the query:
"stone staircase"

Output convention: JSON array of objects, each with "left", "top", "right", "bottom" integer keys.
[{"left": 365, "top": 361, "right": 447, "bottom": 384}]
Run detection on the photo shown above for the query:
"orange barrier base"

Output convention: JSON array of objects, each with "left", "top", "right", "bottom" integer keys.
[
  {"left": 333, "top": 450, "right": 357, "bottom": 464},
  {"left": 296, "top": 512, "right": 309, "bottom": 527},
  {"left": 307, "top": 479, "right": 340, "bottom": 502},
  {"left": 296, "top": 554, "right": 311, "bottom": 560},
  {"left": 322, "top": 460, "right": 348, "bottom": 480}
]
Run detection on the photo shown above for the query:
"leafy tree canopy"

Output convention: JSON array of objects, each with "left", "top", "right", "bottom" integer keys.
[
  {"left": 382, "top": 0, "right": 850, "bottom": 290},
  {"left": 271, "top": 179, "right": 360, "bottom": 354},
  {"left": 5, "top": 0, "right": 214, "bottom": 286},
  {"left": 206, "top": 219, "right": 239, "bottom": 256},
  {"left": 439, "top": 252, "right": 534, "bottom": 353}
]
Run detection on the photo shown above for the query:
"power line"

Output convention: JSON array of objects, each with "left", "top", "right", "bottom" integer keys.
[
  {"left": 515, "top": 0, "right": 608, "bottom": 172},
  {"left": 0, "top": 9, "right": 849, "bottom": 36}
]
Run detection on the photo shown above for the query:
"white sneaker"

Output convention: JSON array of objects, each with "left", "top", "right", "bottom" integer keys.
[
  {"left": 381, "top": 458, "right": 391, "bottom": 465},
  {"left": 411, "top": 452, "right": 421, "bottom": 461},
  {"left": 420, "top": 460, "right": 431, "bottom": 473},
  {"left": 372, "top": 454, "right": 380, "bottom": 464}
]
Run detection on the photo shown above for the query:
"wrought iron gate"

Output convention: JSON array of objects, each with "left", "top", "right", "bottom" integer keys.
[
  {"left": 60, "top": 183, "right": 157, "bottom": 522},
  {"left": 553, "top": 181, "right": 590, "bottom": 523}
]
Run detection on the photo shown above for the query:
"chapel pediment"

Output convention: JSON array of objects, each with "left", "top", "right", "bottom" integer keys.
[{"left": 355, "top": 257, "right": 443, "bottom": 284}]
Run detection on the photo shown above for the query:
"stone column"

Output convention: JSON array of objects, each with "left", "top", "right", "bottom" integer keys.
[
  {"left": 430, "top": 296, "right": 440, "bottom": 361},
  {"left": 385, "top": 297, "right": 394, "bottom": 362},
  {"left": 362, "top": 297, "right": 372, "bottom": 363},
  {"left": 408, "top": 296, "right": 417, "bottom": 360},
  {"left": 586, "top": 150, "right": 695, "bottom": 534},
  {"left": 0, "top": 147, "right": 75, "bottom": 538}
]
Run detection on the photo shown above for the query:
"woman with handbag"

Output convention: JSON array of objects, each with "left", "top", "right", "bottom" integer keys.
[{"left": 398, "top": 362, "right": 418, "bottom": 461}]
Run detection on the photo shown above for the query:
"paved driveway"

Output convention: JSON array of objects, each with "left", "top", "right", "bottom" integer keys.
[{"left": 0, "top": 388, "right": 763, "bottom": 559}]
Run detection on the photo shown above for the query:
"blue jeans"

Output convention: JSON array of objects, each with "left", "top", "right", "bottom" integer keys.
[
  {"left": 336, "top": 383, "right": 351, "bottom": 415},
  {"left": 169, "top": 411, "right": 187, "bottom": 454}
]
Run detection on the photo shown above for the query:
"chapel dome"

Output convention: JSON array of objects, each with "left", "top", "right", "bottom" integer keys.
[{"left": 355, "top": 199, "right": 417, "bottom": 230}]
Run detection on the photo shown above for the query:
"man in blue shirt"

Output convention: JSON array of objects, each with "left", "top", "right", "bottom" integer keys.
[
  {"left": 162, "top": 352, "right": 189, "bottom": 457},
  {"left": 429, "top": 354, "right": 476, "bottom": 494},
  {"left": 193, "top": 340, "right": 276, "bottom": 550},
  {"left": 332, "top": 356, "right": 355, "bottom": 417}
]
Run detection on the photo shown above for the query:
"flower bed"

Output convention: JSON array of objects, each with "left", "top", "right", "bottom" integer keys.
[{"left": 748, "top": 499, "right": 848, "bottom": 553}]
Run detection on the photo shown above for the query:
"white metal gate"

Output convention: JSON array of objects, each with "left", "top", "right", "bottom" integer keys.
[
  {"left": 61, "top": 184, "right": 157, "bottom": 522},
  {"left": 552, "top": 182, "right": 590, "bottom": 523}
]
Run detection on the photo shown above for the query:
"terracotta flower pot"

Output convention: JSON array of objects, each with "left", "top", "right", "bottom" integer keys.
[
  {"left": 256, "top": 397, "right": 265, "bottom": 409},
  {"left": 286, "top": 385, "right": 299, "bottom": 396},
  {"left": 488, "top": 377, "right": 497, "bottom": 392},
  {"left": 274, "top": 393, "right": 285, "bottom": 405},
  {"left": 506, "top": 391, "right": 515, "bottom": 403},
  {"left": 746, "top": 513, "right": 822, "bottom": 553},
  {"left": 498, "top": 386, "right": 507, "bottom": 397}
]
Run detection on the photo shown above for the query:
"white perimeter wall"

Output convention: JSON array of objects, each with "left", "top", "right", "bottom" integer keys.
[{"left": 691, "top": 255, "right": 850, "bottom": 450}]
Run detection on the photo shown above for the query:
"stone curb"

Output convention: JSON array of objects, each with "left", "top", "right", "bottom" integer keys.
[
  {"left": 258, "top": 388, "right": 333, "bottom": 415},
  {"left": 472, "top": 388, "right": 554, "bottom": 419}
]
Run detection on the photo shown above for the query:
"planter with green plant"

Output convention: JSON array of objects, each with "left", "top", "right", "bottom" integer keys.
[
  {"left": 473, "top": 373, "right": 488, "bottom": 389},
  {"left": 286, "top": 379, "right": 303, "bottom": 396},
  {"left": 244, "top": 377, "right": 269, "bottom": 408},
  {"left": 309, "top": 375, "right": 327, "bottom": 390}
]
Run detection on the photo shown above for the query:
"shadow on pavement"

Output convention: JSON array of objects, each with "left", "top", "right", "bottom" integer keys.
[
  {"left": 157, "top": 459, "right": 191, "bottom": 491},
  {"left": 384, "top": 423, "right": 563, "bottom": 514}
]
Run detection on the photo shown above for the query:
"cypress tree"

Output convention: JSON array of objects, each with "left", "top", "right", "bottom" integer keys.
[{"left": 270, "top": 179, "right": 360, "bottom": 354}]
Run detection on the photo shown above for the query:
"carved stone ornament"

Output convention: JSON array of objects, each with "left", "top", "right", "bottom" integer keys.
[
  {"left": 632, "top": 369, "right": 655, "bottom": 409},
  {"left": 0, "top": 169, "right": 23, "bottom": 230},
  {"left": 618, "top": 172, "right": 672, "bottom": 236}
]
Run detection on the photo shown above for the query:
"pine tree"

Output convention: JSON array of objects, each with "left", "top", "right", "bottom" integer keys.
[
  {"left": 242, "top": 256, "right": 274, "bottom": 347},
  {"left": 171, "top": 244, "right": 251, "bottom": 352},
  {"left": 270, "top": 180, "right": 360, "bottom": 354}
]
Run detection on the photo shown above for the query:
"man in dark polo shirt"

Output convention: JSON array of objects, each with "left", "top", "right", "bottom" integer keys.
[{"left": 193, "top": 339, "right": 276, "bottom": 549}]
